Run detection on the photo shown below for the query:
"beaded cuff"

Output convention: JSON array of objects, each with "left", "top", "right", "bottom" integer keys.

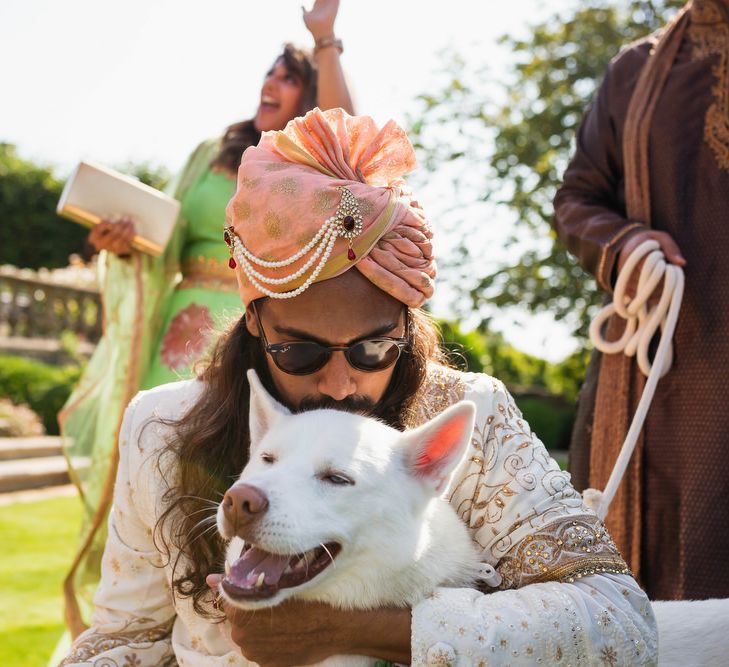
[{"left": 496, "top": 515, "right": 631, "bottom": 590}]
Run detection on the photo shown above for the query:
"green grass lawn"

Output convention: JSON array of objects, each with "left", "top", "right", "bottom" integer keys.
[{"left": 0, "top": 495, "right": 82, "bottom": 667}]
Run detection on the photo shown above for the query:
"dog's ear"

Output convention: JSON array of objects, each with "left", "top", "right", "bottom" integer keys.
[
  {"left": 247, "top": 369, "right": 290, "bottom": 448},
  {"left": 399, "top": 400, "right": 476, "bottom": 494}
]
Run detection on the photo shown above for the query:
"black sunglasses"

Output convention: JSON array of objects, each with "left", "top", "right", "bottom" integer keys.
[{"left": 251, "top": 301, "right": 410, "bottom": 375}]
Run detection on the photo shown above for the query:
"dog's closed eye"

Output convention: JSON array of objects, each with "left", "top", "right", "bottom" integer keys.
[
  {"left": 261, "top": 452, "right": 276, "bottom": 464},
  {"left": 318, "top": 471, "right": 355, "bottom": 486}
]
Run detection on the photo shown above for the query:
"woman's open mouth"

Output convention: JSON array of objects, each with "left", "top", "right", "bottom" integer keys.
[
  {"left": 221, "top": 542, "right": 341, "bottom": 601},
  {"left": 258, "top": 96, "right": 280, "bottom": 114}
]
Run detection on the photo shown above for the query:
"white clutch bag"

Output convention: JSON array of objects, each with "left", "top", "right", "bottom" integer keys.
[{"left": 57, "top": 161, "right": 181, "bottom": 256}]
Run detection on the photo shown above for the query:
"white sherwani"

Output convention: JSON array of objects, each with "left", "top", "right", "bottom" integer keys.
[{"left": 60, "top": 365, "right": 657, "bottom": 666}]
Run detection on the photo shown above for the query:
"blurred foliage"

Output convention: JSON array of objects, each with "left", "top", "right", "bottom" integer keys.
[
  {"left": 438, "top": 318, "right": 589, "bottom": 402},
  {"left": 115, "top": 160, "right": 171, "bottom": 192},
  {"left": 0, "top": 354, "right": 82, "bottom": 435},
  {"left": 438, "top": 318, "right": 589, "bottom": 449},
  {"left": 0, "top": 144, "right": 170, "bottom": 269},
  {"left": 0, "top": 144, "right": 86, "bottom": 270},
  {"left": 409, "top": 0, "right": 684, "bottom": 344},
  {"left": 516, "top": 394, "right": 576, "bottom": 453},
  {"left": 59, "top": 330, "right": 91, "bottom": 364},
  {"left": 0, "top": 397, "right": 45, "bottom": 437}
]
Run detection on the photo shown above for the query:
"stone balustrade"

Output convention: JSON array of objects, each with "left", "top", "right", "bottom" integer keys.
[{"left": 0, "top": 266, "right": 101, "bottom": 342}]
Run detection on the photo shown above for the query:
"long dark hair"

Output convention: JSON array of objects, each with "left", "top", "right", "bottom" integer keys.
[
  {"left": 209, "top": 43, "right": 318, "bottom": 177},
  {"left": 153, "top": 307, "right": 446, "bottom": 617}
]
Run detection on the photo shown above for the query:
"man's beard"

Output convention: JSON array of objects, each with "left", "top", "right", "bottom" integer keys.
[
  {"left": 254, "top": 359, "right": 388, "bottom": 421},
  {"left": 293, "top": 394, "right": 379, "bottom": 418}
]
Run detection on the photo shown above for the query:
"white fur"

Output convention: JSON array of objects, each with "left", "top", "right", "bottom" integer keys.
[
  {"left": 218, "top": 373, "right": 729, "bottom": 666},
  {"left": 216, "top": 370, "right": 481, "bottom": 665},
  {"left": 652, "top": 598, "right": 729, "bottom": 666}
]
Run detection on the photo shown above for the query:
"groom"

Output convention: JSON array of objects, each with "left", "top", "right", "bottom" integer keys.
[{"left": 60, "top": 109, "right": 656, "bottom": 666}]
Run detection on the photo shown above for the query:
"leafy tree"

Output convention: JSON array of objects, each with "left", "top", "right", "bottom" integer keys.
[
  {"left": 409, "top": 0, "right": 684, "bottom": 346},
  {"left": 115, "top": 160, "right": 171, "bottom": 192},
  {"left": 0, "top": 143, "right": 86, "bottom": 269}
]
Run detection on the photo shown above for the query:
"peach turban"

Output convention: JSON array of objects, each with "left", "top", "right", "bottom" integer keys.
[{"left": 224, "top": 108, "right": 436, "bottom": 308}]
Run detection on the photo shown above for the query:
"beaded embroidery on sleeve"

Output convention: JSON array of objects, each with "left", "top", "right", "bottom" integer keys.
[
  {"left": 410, "top": 367, "right": 630, "bottom": 589},
  {"left": 496, "top": 516, "right": 630, "bottom": 589}
]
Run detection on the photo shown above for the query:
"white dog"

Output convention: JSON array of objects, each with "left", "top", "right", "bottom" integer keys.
[
  {"left": 652, "top": 599, "right": 729, "bottom": 666},
  {"left": 216, "top": 370, "right": 481, "bottom": 665},
  {"left": 217, "top": 370, "right": 729, "bottom": 666}
]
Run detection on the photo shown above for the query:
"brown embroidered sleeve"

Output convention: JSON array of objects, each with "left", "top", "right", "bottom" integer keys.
[
  {"left": 689, "top": 1, "right": 729, "bottom": 173},
  {"left": 553, "top": 44, "right": 652, "bottom": 292}
]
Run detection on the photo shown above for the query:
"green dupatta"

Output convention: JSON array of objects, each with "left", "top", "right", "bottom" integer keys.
[{"left": 59, "top": 139, "right": 221, "bottom": 637}]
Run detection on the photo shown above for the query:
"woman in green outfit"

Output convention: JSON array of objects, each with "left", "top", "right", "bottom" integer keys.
[{"left": 58, "top": 0, "right": 355, "bottom": 642}]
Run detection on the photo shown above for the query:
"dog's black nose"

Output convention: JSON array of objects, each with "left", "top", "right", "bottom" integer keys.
[{"left": 223, "top": 483, "right": 269, "bottom": 530}]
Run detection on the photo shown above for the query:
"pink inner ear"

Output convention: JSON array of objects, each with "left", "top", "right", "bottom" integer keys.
[{"left": 413, "top": 415, "right": 468, "bottom": 476}]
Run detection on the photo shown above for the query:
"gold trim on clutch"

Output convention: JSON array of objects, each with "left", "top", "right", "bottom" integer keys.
[{"left": 62, "top": 204, "right": 163, "bottom": 256}]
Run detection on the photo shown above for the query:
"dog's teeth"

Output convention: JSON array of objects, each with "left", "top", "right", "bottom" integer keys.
[{"left": 255, "top": 572, "right": 265, "bottom": 588}]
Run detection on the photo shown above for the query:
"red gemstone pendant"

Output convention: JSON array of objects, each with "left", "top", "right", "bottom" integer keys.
[
  {"left": 228, "top": 257, "right": 237, "bottom": 269},
  {"left": 348, "top": 248, "right": 356, "bottom": 261}
]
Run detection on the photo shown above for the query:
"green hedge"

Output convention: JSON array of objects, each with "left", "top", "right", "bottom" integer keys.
[
  {"left": 0, "top": 355, "right": 81, "bottom": 435},
  {"left": 437, "top": 318, "right": 577, "bottom": 450},
  {"left": 0, "top": 144, "right": 88, "bottom": 269},
  {"left": 513, "top": 393, "right": 574, "bottom": 452},
  {"left": 437, "top": 318, "right": 588, "bottom": 403}
]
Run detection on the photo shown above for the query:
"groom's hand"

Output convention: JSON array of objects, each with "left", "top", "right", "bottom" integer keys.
[
  {"left": 205, "top": 573, "right": 411, "bottom": 666},
  {"left": 206, "top": 572, "right": 347, "bottom": 666}
]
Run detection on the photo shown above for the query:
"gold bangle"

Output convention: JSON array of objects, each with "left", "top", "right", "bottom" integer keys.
[{"left": 314, "top": 36, "right": 343, "bottom": 55}]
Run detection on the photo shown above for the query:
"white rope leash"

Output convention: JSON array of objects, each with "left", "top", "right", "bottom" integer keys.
[{"left": 583, "top": 239, "right": 684, "bottom": 520}]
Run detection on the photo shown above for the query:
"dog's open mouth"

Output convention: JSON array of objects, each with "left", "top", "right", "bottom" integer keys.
[{"left": 222, "top": 542, "right": 341, "bottom": 601}]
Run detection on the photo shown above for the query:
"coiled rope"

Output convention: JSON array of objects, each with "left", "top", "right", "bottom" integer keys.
[{"left": 582, "top": 239, "right": 684, "bottom": 519}]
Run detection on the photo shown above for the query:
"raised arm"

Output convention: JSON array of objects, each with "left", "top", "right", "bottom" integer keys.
[{"left": 303, "top": 0, "right": 355, "bottom": 114}]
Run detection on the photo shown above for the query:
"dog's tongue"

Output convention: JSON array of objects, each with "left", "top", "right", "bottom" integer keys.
[{"left": 228, "top": 546, "right": 290, "bottom": 589}]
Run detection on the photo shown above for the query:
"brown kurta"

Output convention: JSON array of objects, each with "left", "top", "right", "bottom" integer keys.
[{"left": 554, "top": 0, "right": 729, "bottom": 600}]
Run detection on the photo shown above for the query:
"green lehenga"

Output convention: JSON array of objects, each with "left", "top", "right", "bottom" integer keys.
[
  {"left": 59, "top": 139, "right": 242, "bottom": 637},
  {"left": 142, "top": 166, "right": 242, "bottom": 388}
]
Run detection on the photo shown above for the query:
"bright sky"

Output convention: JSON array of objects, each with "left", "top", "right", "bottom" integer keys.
[{"left": 2, "top": 0, "right": 580, "bottom": 361}]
